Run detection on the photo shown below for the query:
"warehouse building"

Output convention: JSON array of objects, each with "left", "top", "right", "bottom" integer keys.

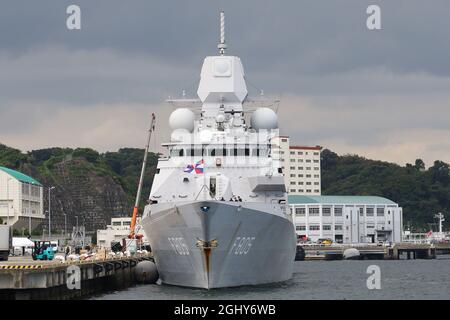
[
  {"left": 289, "top": 195, "right": 403, "bottom": 244},
  {"left": 0, "top": 166, "right": 45, "bottom": 230}
]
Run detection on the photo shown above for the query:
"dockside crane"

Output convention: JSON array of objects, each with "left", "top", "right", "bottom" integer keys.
[{"left": 128, "top": 113, "right": 156, "bottom": 240}]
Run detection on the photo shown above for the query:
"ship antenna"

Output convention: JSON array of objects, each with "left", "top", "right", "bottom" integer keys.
[{"left": 218, "top": 11, "right": 227, "bottom": 55}]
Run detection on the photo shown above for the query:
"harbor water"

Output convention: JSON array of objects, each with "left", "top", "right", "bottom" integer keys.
[{"left": 93, "top": 257, "right": 450, "bottom": 300}]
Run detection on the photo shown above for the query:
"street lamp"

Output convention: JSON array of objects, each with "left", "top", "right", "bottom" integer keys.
[
  {"left": 48, "top": 186, "right": 55, "bottom": 238},
  {"left": 63, "top": 213, "right": 67, "bottom": 237}
]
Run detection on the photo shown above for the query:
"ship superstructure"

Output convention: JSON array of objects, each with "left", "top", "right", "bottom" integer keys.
[{"left": 141, "top": 12, "right": 296, "bottom": 289}]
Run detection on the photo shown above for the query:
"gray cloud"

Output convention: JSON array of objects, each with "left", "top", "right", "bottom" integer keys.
[{"left": 1, "top": 0, "right": 450, "bottom": 165}]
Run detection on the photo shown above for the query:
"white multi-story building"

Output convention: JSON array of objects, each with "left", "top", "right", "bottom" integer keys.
[
  {"left": 97, "top": 217, "right": 148, "bottom": 250},
  {"left": 0, "top": 166, "right": 44, "bottom": 230},
  {"left": 273, "top": 136, "right": 322, "bottom": 195},
  {"left": 289, "top": 195, "right": 403, "bottom": 244}
]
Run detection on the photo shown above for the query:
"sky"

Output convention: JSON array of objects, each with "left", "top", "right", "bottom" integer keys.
[{"left": 1, "top": 0, "right": 450, "bottom": 167}]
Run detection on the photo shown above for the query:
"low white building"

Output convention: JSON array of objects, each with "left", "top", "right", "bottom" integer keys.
[
  {"left": 0, "top": 166, "right": 44, "bottom": 230},
  {"left": 97, "top": 217, "right": 148, "bottom": 250},
  {"left": 289, "top": 195, "right": 403, "bottom": 244}
]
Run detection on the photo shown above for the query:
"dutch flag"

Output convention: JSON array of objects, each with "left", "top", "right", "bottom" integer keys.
[{"left": 184, "top": 159, "right": 204, "bottom": 174}]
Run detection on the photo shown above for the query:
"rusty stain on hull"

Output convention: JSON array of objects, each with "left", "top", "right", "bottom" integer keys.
[
  {"left": 196, "top": 239, "right": 218, "bottom": 288},
  {"left": 203, "top": 247, "right": 211, "bottom": 286}
]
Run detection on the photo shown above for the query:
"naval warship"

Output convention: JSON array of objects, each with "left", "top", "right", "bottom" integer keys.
[{"left": 141, "top": 12, "right": 296, "bottom": 289}]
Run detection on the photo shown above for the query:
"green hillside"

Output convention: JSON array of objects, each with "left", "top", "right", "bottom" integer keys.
[
  {"left": 321, "top": 149, "right": 450, "bottom": 230},
  {"left": 1, "top": 143, "right": 448, "bottom": 231}
]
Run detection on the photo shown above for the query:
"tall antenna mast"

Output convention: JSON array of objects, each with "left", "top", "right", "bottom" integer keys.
[{"left": 218, "top": 11, "right": 227, "bottom": 55}]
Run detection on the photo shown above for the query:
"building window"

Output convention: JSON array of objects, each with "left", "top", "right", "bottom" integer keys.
[
  {"left": 290, "top": 151, "right": 295, "bottom": 155},
  {"left": 306, "top": 174, "right": 311, "bottom": 178},
  {"left": 314, "top": 174, "right": 320, "bottom": 178},
  {"left": 298, "top": 189, "right": 304, "bottom": 193},
  {"left": 314, "top": 167, "right": 319, "bottom": 170},
  {"left": 290, "top": 189, "right": 296, "bottom": 192},
  {"left": 290, "top": 166, "right": 295, "bottom": 170},
  {"left": 358, "top": 207, "right": 364, "bottom": 216},
  {"left": 335, "top": 225, "right": 343, "bottom": 231},
  {"left": 298, "top": 167, "right": 304, "bottom": 170},
  {"left": 314, "top": 189, "right": 320, "bottom": 193},
  {"left": 309, "top": 225, "right": 320, "bottom": 231},
  {"left": 314, "top": 152, "right": 319, "bottom": 155},
  {"left": 298, "top": 152, "right": 303, "bottom": 155},
  {"left": 309, "top": 207, "right": 320, "bottom": 215},
  {"left": 295, "top": 207, "right": 306, "bottom": 216},
  {"left": 298, "top": 159, "right": 303, "bottom": 163},
  {"left": 299, "top": 182, "right": 304, "bottom": 185},
  {"left": 314, "top": 182, "right": 319, "bottom": 185},
  {"left": 366, "top": 207, "right": 374, "bottom": 216},
  {"left": 298, "top": 174, "right": 303, "bottom": 178},
  {"left": 322, "top": 207, "right": 332, "bottom": 216},
  {"left": 306, "top": 167, "right": 311, "bottom": 170},
  {"left": 306, "top": 182, "right": 311, "bottom": 185},
  {"left": 282, "top": 139, "right": 287, "bottom": 142},
  {"left": 296, "top": 225, "right": 306, "bottom": 231},
  {"left": 313, "top": 160, "right": 319, "bottom": 163},
  {"left": 334, "top": 207, "right": 343, "bottom": 216},
  {"left": 377, "top": 207, "right": 385, "bottom": 216},
  {"left": 112, "top": 221, "right": 121, "bottom": 226},
  {"left": 290, "top": 181, "right": 296, "bottom": 185},
  {"left": 306, "top": 189, "right": 312, "bottom": 193},
  {"left": 367, "top": 225, "right": 375, "bottom": 229},
  {"left": 290, "top": 159, "right": 296, "bottom": 162},
  {"left": 290, "top": 174, "right": 296, "bottom": 177},
  {"left": 306, "top": 159, "right": 311, "bottom": 163},
  {"left": 323, "top": 225, "right": 332, "bottom": 231}
]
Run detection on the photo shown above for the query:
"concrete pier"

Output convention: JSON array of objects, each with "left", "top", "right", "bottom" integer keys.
[
  {"left": 300, "top": 243, "right": 449, "bottom": 261},
  {"left": 0, "top": 254, "right": 153, "bottom": 300}
]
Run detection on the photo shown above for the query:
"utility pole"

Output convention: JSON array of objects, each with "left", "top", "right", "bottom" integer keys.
[
  {"left": 63, "top": 213, "right": 67, "bottom": 237},
  {"left": 48, "top": 186, "right": 55, "bottom": 238}
]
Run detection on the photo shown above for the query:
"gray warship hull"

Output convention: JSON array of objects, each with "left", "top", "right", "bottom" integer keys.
[{"left": 141, "top": 201, "right": 296, "bottom": 289}]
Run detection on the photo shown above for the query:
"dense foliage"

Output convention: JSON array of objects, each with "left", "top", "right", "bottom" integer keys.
[
  {"left": 2, "top": 143, "right": 449, "bottom": 231},
  {"left": 0, "top": 144, "right": 159, "bottom": 209},
  {"left": 321, "top": 149, "right": 450, "bottom": 231}
]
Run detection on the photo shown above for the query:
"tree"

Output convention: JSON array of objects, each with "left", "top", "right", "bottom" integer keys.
[{"left": 414, "top": 159, "right": 425, "bottom": 171}]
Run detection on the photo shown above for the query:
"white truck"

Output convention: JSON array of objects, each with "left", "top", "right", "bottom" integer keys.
[{"left": 0, "top": 225, "right": 12, "bottom": 261}]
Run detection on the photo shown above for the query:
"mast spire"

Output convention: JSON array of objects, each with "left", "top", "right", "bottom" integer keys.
[{"left": 218, "top": 11, "right": 227, "bottom": 55}]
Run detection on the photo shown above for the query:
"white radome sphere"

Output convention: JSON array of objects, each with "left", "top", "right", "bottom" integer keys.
[
  {"left": 169, "top": 108, "right": 195, "bottom": 133},
  {"left": 250, "top": 107, "right": 278, "bottom": 130}
]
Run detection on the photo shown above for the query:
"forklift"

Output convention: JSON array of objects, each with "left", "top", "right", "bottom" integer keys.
[{"left": 32, "top": 241, "right": 55, "bottom": 261}]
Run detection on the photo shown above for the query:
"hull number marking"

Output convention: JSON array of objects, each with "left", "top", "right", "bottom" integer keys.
[
  {"left": 168, "top": 237, "right": 190, "bottom": 255},
  {"left": 231, "top": 237, "right": 256, "bottom": 255}
]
